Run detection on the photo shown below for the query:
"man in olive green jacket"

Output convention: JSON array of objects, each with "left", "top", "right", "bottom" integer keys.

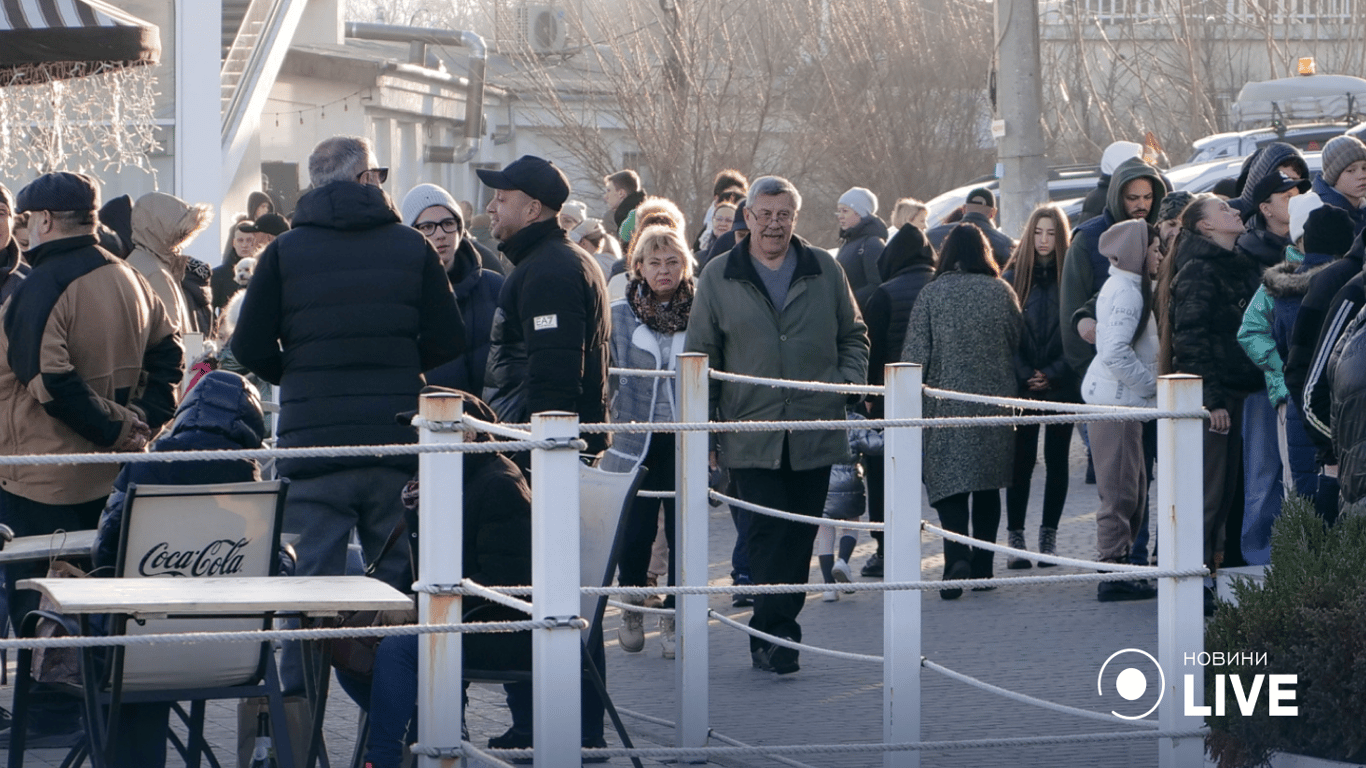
[{"left": 685, "top": 176, "right": 869, "bottom": 675}]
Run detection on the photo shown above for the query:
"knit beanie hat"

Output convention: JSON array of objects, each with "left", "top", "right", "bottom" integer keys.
[
  {"left": 400, "top": 183, "right": 462, "bottom": 229},
  {"left": 1157, "top": 190, "right": 1194, "bottom": 223},
  {"left": 1098, "top": 219, "right": 1150, "bottom": 274},
  {"left": 1288, "top": 191, "right": 1324, "bottom": 244},
  {"left": 839, "top": 187, "right": 878, "bottom": 218},
  {"left": 561, "top": 200, "right": 588, "bottom": 225},
  {"left": 1100, "top": 141, "right": 1143, "bottom": 175},
  {"left": 1303, "top": 205, "right": 1355, "bottom": 256},
  {"left": 1320, "top": 135, "right": 1366, "bottom": 186}
]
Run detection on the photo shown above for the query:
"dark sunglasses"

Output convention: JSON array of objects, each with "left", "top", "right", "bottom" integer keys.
[
  {"left": 357, "top": 167, "right": 389, "bottom": 184},
  {"left": 415, "top": 218, "right": 460, "bottom": 236}
]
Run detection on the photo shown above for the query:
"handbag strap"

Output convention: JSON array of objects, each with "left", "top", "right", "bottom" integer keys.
[{"left": 363, "top": 518, "right": 409, "bottom": 578}]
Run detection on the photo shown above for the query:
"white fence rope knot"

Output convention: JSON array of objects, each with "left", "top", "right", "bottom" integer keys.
[
  {"left": 458, "top": 414, "right": 536, "bottom": 440},
  {"left": 707, "top": 609, "right": 883, "bottom": 663},
  {"left": 708, "top": 369, "right": 885, "bottom": 395},
  {"left": 921, "top": 657, "right": 1160, "bottom": 728},
  {"left": 711, "top": 490, "right": 885, "bottom": 530}
]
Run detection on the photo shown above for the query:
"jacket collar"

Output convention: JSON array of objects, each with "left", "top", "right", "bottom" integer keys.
[
  {"left": 25, "top": 234, "right": 101, "bottom": 268},
  {"left": 722, "top": 233, "right": 824, "bottom": 286},
  {"left": 498, "top": 218, "right": 565, "bottom": 266}
]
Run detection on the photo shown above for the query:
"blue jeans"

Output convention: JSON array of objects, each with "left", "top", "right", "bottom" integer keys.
[{"left": 1241, "top": 391, "right": 1284, "bottom": 565}]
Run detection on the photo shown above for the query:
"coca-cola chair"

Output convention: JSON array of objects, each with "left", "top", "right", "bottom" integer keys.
[{"left": 7, "top": 479, "right": 292, "bottom": 768}]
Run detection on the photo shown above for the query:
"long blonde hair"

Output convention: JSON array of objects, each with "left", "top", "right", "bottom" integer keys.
[{"left": 1006, "top": 204, "right": 1071, "bottom": 306}]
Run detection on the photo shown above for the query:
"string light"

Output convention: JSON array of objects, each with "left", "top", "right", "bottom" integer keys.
[{"left": 265, "top": 89, "right": 369, "bottom": 126}]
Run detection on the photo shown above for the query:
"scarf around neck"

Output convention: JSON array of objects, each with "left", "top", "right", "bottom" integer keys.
[{"left": 626, "top": 276, "right": 693, "bottom": 334}]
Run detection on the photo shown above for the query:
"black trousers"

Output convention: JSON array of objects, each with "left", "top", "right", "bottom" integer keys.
[
  {"left": 933, "top": 490, "right": 1002, "bottom": 579},
  {"left": 865, "top": 456, "right": 885, "bottom": 553},
  {"left": 615, "top": 437, "right": 676, "bottom": 607},
  {"left": 1006, "top": 421, "right": 1074, "bottom": 531},
  {"left": 729, "top": 444, "right": 831, "bottom": 653}
]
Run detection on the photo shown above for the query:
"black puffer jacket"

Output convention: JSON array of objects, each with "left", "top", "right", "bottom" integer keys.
[
  {"left": 230, "top": 181, "right": 464, "bottom": 479},
  {"left": 483, "top": 218, "right": 611, "bottom": 455},
  {"left": 863, "top": 223, "right": 935, "bottom": 387},
  {"left": 92, "top": 371, "right": 265, "bottom": 573},
  {"left": 836, "top": 215, "right": 889, "bottom": 302},
  {"left": 1236, "top": 214, "right": 1292, "bottom": 269},
  {"left": 1331, "top": 311, "right": 1366, "bottom": 505},
  {"left": 425, "top": 238, "right": 505, "bottom": 395},
  {"left": 1169, "top": 234, "right": 1266, "bottom": 410},
  {"left": 1004, "top": 257, "right": 1077, "bottom": 401}
]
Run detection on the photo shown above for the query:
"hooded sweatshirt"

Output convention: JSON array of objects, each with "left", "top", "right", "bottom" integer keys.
[
  {"left": 1233, "top": 143, "right": 1310, "bottom": 218},
  {"left": 128, "top": 192, "right": 212, "bottom": 335},
  {"left": 1082, "top": 220, "right": 1158, "bottom": 408},
  {"left": 1060, "top": 157, "right": 1166, "bottom": 375}
]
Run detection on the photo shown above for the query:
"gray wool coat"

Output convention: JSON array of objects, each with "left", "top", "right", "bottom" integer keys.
[{"left": 902, "top": 271, "right": 1022, "bottom": 505}]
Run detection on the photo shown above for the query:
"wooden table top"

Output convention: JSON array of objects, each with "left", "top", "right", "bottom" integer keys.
[{"left": 15, "top": 575, "right": 413, "bottom": 618}]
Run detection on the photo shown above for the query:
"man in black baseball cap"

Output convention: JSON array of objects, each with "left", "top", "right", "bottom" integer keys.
[
  {"left": 925, "top": 185, "right": 1016, "bottom": 267},
  {"left": 475, "top": 153, "right": 612, "bottom": 755}
]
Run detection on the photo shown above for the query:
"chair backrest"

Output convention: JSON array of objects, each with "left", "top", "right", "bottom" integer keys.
[
  {"left": 579, "top": 464, "right": 646, "bottom": 646},
  {"left": 114, "top": 480, "right": 287, "bottom": 691}
]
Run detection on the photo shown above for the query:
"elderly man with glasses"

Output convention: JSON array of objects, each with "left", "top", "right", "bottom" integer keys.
[
  {"left": 231, "top": 135, "right": 465, "bottom": 696},
  {"left": 685, "top": 175, "right": 869, "bottom": 676}
]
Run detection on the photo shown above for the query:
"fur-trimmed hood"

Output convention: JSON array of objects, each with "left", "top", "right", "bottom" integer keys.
[{"left": 1262, "top": 259, "right": 1329, "bottom": 299}]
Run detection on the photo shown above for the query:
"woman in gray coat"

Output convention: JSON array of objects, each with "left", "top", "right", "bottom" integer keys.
[
  {"left": 903, "top": 224, "right": 1022, "bottom": 598},
  {"left": 599, "top": 223, "right": 694, "bottom": 658}
]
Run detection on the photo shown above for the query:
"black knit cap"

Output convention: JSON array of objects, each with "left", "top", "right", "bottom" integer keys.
[
  {"left": 16, "top": 172, "right": 100, "bottom": 213},
  {"left": 1303, "top": 206, "right": 1355, "bottom": 257}
]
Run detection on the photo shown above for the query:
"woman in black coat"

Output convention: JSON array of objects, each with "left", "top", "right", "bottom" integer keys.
[{"left": 1002, "top": 205, "right": 1077, "bottom": 568}]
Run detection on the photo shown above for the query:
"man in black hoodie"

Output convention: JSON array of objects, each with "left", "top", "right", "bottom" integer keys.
[
  {"left": 231, "top": 135, "right": 464, "bottom": 692},
  {"left": 604, "top": 168, "right": 647, "bottom": 233}
]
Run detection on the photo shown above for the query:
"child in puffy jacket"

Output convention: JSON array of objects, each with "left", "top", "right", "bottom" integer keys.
[{"left": 815, "top": 412, "right": 883, "bottom": 601}]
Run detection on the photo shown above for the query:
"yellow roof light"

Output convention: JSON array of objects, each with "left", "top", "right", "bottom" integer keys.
[{"left": 1299, "top": 57, "right": 1317, "bottom": 75}]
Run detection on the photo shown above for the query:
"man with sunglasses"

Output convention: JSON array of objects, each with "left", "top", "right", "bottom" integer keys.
[{"left": 231, "top": 135, "right": 464, "bottom": 695}]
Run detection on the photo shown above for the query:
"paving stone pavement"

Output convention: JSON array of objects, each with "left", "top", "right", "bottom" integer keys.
[{"left": 1, "top": 432, "right": 1206, "bottom": 767}]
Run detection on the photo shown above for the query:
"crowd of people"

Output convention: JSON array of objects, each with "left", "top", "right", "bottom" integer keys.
[{"left": 2, "top": 127, "right": 1366, "bottom": 764}]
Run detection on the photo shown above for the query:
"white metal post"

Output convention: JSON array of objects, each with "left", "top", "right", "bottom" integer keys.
[
  {"left": 417, "top": 393, "right": 465, "bottom": 767},
  {"left": 174, "top": 0, "right": 223, "bottom": 264},
  {"left": 883, "top": 364, "right": 922, "bottom": 768},
  {"left": 675, "top": 353, "right": 710, "bottom": 760},
  {"left": 531, "top": 412, "right": 582, "bottom": 768},
  {"left": 1157, "top": 375, "right": 1205, "bottom": 767}
]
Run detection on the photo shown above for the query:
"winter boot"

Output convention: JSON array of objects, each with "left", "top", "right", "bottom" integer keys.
[
  {"left": 660, "top": 616, "right": 676, "bottom": 659},
  {"left": 1037, "top": 526, "right": 1058, "bottom": 567},
  {"left": 618, "top": 596, "right": 645, "bottom": 653},
  {"left": 1006, "top": 529, "right": 1033, "bottom": 570}
]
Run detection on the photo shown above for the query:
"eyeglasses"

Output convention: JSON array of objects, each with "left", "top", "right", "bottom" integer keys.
[
  {"left": 356, "top": 167, "right": 389, "bottom": 184},
  {"left": 415, "top": 218, "right": 460, "bottom": 236},
  {"left": 749, "top": 209, "right": 794, "bottom": 225}
]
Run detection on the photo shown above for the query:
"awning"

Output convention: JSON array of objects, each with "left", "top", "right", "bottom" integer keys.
[{"left": 0, "top": 0, "right": 160, "bottom": 83}]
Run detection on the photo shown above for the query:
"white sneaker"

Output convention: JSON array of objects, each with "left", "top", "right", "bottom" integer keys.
[
  {"left": 821, "top": 589, "right": 839, "bottom": 602},
  {"left": 833, "top": 559, "right": 855, "bottom": 593},
  {"left": 618, "top": 600, "right": 645, "bottom": 653},
  {"left": 660, "top": 617, "right": 676, "bottom": 659}
]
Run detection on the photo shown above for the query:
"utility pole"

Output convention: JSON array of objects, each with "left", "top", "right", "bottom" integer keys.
[{"left": 994, "top": 0, "right": 1048, "bottom": 238}]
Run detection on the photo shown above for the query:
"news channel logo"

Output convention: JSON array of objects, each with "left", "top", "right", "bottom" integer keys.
[{"left": 1097, "top": 648, "right": 1165, "bottom": 720}]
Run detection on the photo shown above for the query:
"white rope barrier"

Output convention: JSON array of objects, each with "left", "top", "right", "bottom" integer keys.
[
  {"left": 710, "top": 490, "right": 885, "bottom": 530},
  {"left": 921, "top": 658, "right": 1160, "bottom": 728},
  {"left": 0, "top": 616, "right": 585, "bottom": 651},
  {"left": 461, "top": 578, "right": 536, "bottom": 615},
  {"left": 607, "top": 599, "right": 676, "bottom": 617},
  {"left": 0, "top": 438, "right": 585, "bottom": 467},
  {"left": 458, "top": 414, "right": 535, "bottom": 440},
  {"left": 922, "top": 386, "right": 1195, "bottom": 416},
  {"left": 486, "top": 730, "right": 1209, "bottom": 759},
  {"left": 709, "top": 369, "right": 884, "bottom": 396},
  {"left": 707, "top": 609, "right": 883, "bottom": 663},
  {"left": 575, "top": 410, "right": 1207, "bottom": 434},
  {"left": 609, "top": 367, "right": 678, "bottom": 379},
  {"left": 922, "top": 522, "right": 1208, "bottom": 576},
  {"left": 635, "top": 489, "right": 675, "bottom": 499}
]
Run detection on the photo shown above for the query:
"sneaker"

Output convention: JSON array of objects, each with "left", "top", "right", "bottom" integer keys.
[
  {"left": 732, "top": 574, "right": 754, "bottom": 608},
  {"left": 1097, "top": 579, "right": 1158, "bottom": 602},
  {"left": 821, "top": 589, "right": 838, "bottom": 602},
  {"left": 768, "top": 641, "right": 800, "bottom": 675},
  {"left": 1037, "top": 527, "right": 1058, "bottom": 568},
  {"left": 1006, "top": 529, "right": 1033, "bottom": 570},
  {"left": 861, "top": 552, "right": 884, "bottom": 578},
  {"left": 618, "top": 599, "right": 645, "bottom": 653},
  {"left": 940, "top": 560, "right": 970, "bottom": 600},
  {"left": 660, "top": 616, "right": 676, "bottom": 659},
  {"left": 832, "top": 558, "right": 855, "bottom": 593}
]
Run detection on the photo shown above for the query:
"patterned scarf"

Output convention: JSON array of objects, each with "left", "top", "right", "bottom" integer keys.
[{"left": 626, "top": 276, "right": 694, "bottom": 334}]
